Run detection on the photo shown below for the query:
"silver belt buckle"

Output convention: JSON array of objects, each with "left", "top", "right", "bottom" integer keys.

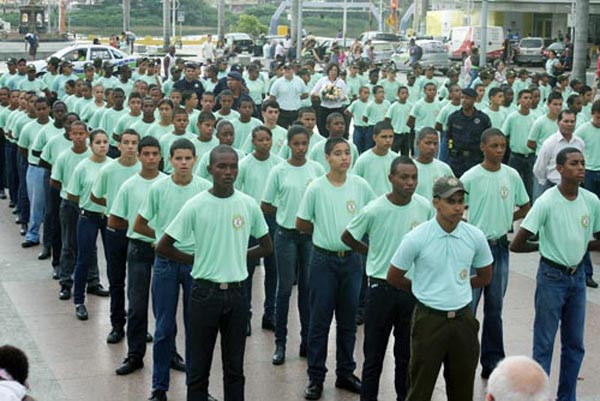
[
  {"left": 447, "top": 311, "right": 456, "bottom": 319},
  {"left": 219, "top": 283, "right": 229, "bottom": 290},
  {"left": 567, "top": 267, "right": 577, "bottom": 275}
]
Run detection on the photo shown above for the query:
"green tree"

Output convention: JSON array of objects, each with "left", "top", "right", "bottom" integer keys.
[{"left": 235, "top": 14, "right": 267, "bottom": 38}]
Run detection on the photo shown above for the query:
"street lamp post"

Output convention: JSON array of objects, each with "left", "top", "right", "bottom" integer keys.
[{"left": 479, "top": 0, "right": 488, "bottom": 67}]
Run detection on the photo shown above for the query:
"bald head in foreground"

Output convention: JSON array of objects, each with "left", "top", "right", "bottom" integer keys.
[{"left": 486, "top": 356, "right": 550, "bottom": 401}]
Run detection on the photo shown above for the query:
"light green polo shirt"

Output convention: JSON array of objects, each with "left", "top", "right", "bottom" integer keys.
[
  {"left": 91, "top": 158, "right": 142, "bottom": 214},
  {"left": 232, "top": 117, "right": 262, "bottom": 150},
  {"left": 521, "top": 186, "right": 600, "bottom": 267},
  {"left": 386, "top": 101, "right": 413, "bottom": 134},
  {"left": 410, "top": 98, "right": 441, "bottom": 133},
  {"left": 139, "top": 174, "right": 212, "bottom": 251},
  {"left": 391, "top": 219, "right": 493, "bottom": 311},
  {"left": 353, "top": 149, "right": 398, "bottom": 196},
  {"left": 528, "top": 114, "right": 558, "bottom": 155},
  {"left": 575, "top": 121, "right": 600, "bottom": 171},
  {"left": 462, "top": 164, "right": 529, "bottom": 239},
  {"left": 297, "top": 174, "right": 375, "bottom": 251},
  {"left": 278, "top": 132, "right": 326, "bottom": 159},
  {"left": 145, "top": 122, "right": 173, "bottom": 140},
  {"left": 18, "top": 120, "right": 50, "bottom": 165},
  {"left": 40, "top": 133, "right": 70, "bottom": 167},
  {"left": 166, "top": 189, "right": 269, "bottom": 281},
  {"left": 347, "top": 193, "right": 434, "bottom": 279},
  {"left": 502, "top": 110, "right": 537, "bottom": 155},
  {"left": 436, "top": 102, "right": 461, "bottom": 132},
  {"left": 159, "top": 132, "right": 197, "bottom": 173},
  {"left": 263, "top": 160, "right": 325, "bottom": 229},
  {"left": 110, "top": 172, "right": 166, "bottom": 241},
  {"left": 482, "top": 107, "right": 507, "bottom": 130},
  {"left": 51, "top": 148, "right": 92, "bottom": 199},
  {"left": 246, "top": 77, "right": 266, "bottom": 105},
  {"left": 414, "top": 158, "right": 454, "bottom": 200},
  {"left": 101, "top": 108, "right": 129, "bottom": 147},
  {"left": 241, "top": 125, "right": 286, "bottom": 155},
  {"left": 235, "top": 153, "right": 283, "bottom": 202},
  {"left": 347, "top": 99, "right": 369, "bottom": 128},
  {"left": 67, "top": 157, "right": 111, "bottom": 213},
  {"left": 364, "top": 99, "right": 391, "bottom": 126}
]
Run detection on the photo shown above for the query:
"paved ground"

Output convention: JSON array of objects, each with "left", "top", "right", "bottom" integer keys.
[{"left": 1, "top": 196, "right": 600, "bottom": 401}]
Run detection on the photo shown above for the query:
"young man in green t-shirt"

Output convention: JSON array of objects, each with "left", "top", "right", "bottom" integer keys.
[
  {"left": 100, "top": 87, "right": 127, "bottom": 157},
  {"left": 297, "top": 137, "right": 375, "bottom": 400},
  {"left": 113, "top": 92, "right": 143, "bottom": 144},
  {"left": 511, "top": 147, "right": 600, "bottom": 401},
  {"left": 342, "top": 155, "right": 434, "bottom": 401},
  {"left": 461, "top": 128, "right": 530, "bottom": 379},
  {"left": 345, "top": 86, "right": 370, "bottom": 154},
  {"left": 362, "top": 85, "right": 391, "bottom": 152},
  {"left": 483, "top": 87, "right": 507, "bottom": 129},
  {"left": 91, "top": 129, "right": 141, "bottom": 344},
  {"left": 413, "top": 127, "right": 454, "bottom": 200},
  {"left": 158, "top": 145, "right": 271, "bottom": 401},
  {"left": 135, "top": 138, "right": 212, "bottom": 401},
  {"left": 159, "top": 108, "right": 196, "bottom": 173}
]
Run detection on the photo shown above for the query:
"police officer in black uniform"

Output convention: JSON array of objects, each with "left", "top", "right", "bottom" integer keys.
[
  {"left": 447, "top": 88, "right": 492, "bottom": 177},
  {"left": 173, "top": 62, "right": 204, "bottom": 102}
]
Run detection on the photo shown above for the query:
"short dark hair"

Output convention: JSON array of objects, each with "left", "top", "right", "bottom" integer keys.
[
  {"left": 480, "top": 127, "right": 506, "bottom": 144},
  {"left": 556, "top": 147, "right": 582, "bottom": 166},
  {"left": 417, "top": 126, "right": 438, "bottom": 143},
  {"left": 591, "top": 99, "right": 600, "bottom": 114},
  {"left": 182, "top": 90, "right": 197, "bottom": 104},
  {"left": 324, "top": 137, "right": 349, "bottom": 155},
  {"left": 287, "top": 124, "right": 309, "bottom": 143},
  {"left": 547, "top": 92, "right": 563, "bottom": 104},
  {"left": 558, "top": 109, "right": 576, "bottom": 122},
  {"left": 326, "top": 112, "right": 344, "bottom": 125},
  {"left": 35, "top": 97, "right": 50, "bottom": 107},
  {"left": 261, "top": 99, "right": 280, "bottom": 112},
  {"left": 0, "top": 345, "right": 29, "bottom": 385},
  {"left": 297, "top": 106, "right": 316, "bottom": 118},
  {"left": 137, "top": 135, "right": 160, "bottom": 153},
  {"left": 170, "top": 137, "right": 195, "bottom": 157},
  {"left": 128, "top": 92, "right": 142, "bottom": 102},
  {"left": 488, "top": 87, "right": 503, "bottom": 99},
  {"left": 209, "top": 144, "right": 238, "bottom": 166},
  {"left": 517, "top": 89, "right": 531, "bottom": 99},
  {"left": 566, "top": 94, "right": 580, "bottom": 108},
  {"left": 120, "top": 128, "right": 140, "bottom": 142},
  {"left": 372, "top": 85, "right": 384, "bottom": 95},
  {"left": 89, "top": 128, "right": 108, "bottom": 143},
  {"left": 197, "top": 111, "right": 216, "bottom": 125},
  {"left": 373, "top": 120, "right": 393, "bottom": 136},
  {"left": 173, "top": 107, "right": 188, "bottom": 118},
  {"left": 252, "top": 125, "right": 272, "bottom": 139},
  {"left": 390, "top": 155, "right": 415, "bottom": 175}
]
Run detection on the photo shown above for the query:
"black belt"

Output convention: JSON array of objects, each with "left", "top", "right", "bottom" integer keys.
[
  {"left": 449, "top": 149, "right": 477, "bottom": 158},
  {"left": 314, "top": 245, "right": 352, "bottom": 258},
  {"left": 488, "top": 235, "right": 508, "bottom": 247},
  {"left": 541, "top": 256, "right": 581, "bottom": 276},
  {"left": 280, "top": 109, "right": 297, "bottom": 114},
  {"left": 195, "top": 278, "right": 244, "bottom": 290},
  {"left": 368, "top": 277, "right": 394, "bottom": 288},
  {"left": 417, "top": 302, "right": 470, "bottom": 319},
  {"left": 512, "top": 152, "right": 535, "bottom": 159},
  {"left": 81, "top": 209, "right": 104, "bottom": 218},
  {"left": 278, "top": 226, "right": 298, "bottom": 234},
  {"left": 28, "top": 163, "right": 39, "bottom": 167},
  {"left": 130, "top": 238, "right": 153, "bottom": 247}
]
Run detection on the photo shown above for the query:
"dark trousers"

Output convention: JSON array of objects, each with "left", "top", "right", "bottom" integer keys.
[
  {"left": 5, "top": 142, "right": 18, "bottom": 204},
  {"left": 187, "top": 283, "right": 248, "bottom": 401},
  {"left": 449, "top": 151, "right": 482, "bottom": 178},
  {"left": 361, "top": 280, "right": 415, "bottom": 401},
  {"left": 42, "top": 169, "right": 52, "bottom": 249},
  {"left": 58, "top": 199, "right": 79, "bottom": 288},
  {"left": 0, "top": 133, "right": 5, "bottom": 190},
  {"left": 317, "top": 106, "right": 343, "bottom": 138},
  {"left": 127, "top": 239, "right": 155, "bottom": 360},
  {"left": 16, "top": 152, "right": 29, "bottom": 223},
  {"left": 106, "top": 227, "right": 128, "bottom": 330},
  {"left": 406, "top": 304, "right": 480, "bottom": 401},
  {"left": 508, "top": 152, "right": 536, "bottom": 200},
  {"left": 277, "top": 109, "right": 298, "bottom": 129},
  {"left": 307, "top": 247, "right": 361, "bottom": 382},
  {"left": 392, "top": 133, "right": 413, "bottom": 157},
  {"left": 73, "top": 212, "right": 107, "bottom": 305},
  {"left": 583, "top": 169, "right": 600, "bottom": 279},
  {"left": 48, "top": 185, "right": 62, "bottom": 269},
  {"left": 353, "top": 126, "right": 373, "bottom": 154},
  {"left": 244, "top": 214, "right": 277, "bottom": 321}
]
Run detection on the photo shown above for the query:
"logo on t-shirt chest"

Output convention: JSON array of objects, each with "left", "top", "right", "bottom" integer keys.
[
  {"left": 232, "top": 214, "right": 245, "bottom": 230},
  {"left": 581, "top": 214, "right": 590, "bottom": 228},
  {"left": 346, "top": 200, "right": 357, "bottom": 214},
  {"left": 499, "top": 184, "right": 509, "bottom": 199}
]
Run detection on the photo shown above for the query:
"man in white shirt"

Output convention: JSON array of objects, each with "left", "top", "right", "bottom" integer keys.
[
  {"left": 202, "top": 34, "right": 217, "bottom": 63},
  {"left": 269, "top": 63, "right": 309, "bottom": 127}
]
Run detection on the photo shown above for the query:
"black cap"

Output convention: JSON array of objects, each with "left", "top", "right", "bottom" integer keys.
[
  {"left": 461, "top": 88, "right": 477, "bottom": 98},
  {"left": 7, "top": 57, "right": 17, "bottom": 65}
]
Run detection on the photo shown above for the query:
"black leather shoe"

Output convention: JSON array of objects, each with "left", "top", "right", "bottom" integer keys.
[
  {"left": 0, "top": 189, "right": 6, "bottom": 199},
  {"left": 52, "top": 271, "right": 59, "bottom": 280},
  {"left": 304, "top": 380, "right": 323, "bottom": 400},
  {"left": 38, "top": 247, "right": 51, "bottom": 260},
  {"left": 586, "top": 277, "right": 599, "bottom": 288},
  {"left": 15, "top": 216, "right": 23, "bottom": 224},
  {"left": 146, "top": 332, "right": 153, "bottom": 342},
  {"left": 21, "top": 240, "right": 39, "bottom": 248},
  {"left": 148, "top": 389, "right": 167, "bottom": 401},
  {"left": 59, "top": 285, "right": 71, "bottom": 300},
  {"left": 75, "top": 304, "right": 88, "bottom": 320},
  {"left": 335, "top": 374, "right": 361, "bottom": 394},
  {"left": 299, "top": 343, "right": 307, "bottom": 358},
  {"left": 272, "top": 345, "right": 285, "bottom": 365},
  {"left": 8, "top": 202, "right": 15, "bottom": 208},
  {"left": 246, "top": 321, "right": 251, "bottom": 337},
  {"left": 19, "top": 223, "right": 27, "bottom": 236},
  {"left": 12, "top": 208, "right": 18, "bottom": 214},
  {"left": 107, "top": 328, "right": 125, "bottom": 344},
  {"left": 87, "top": 284, "right": 109, "bottom": 297},
  {"left": 170, "top": 353, "right": 185, "bottom": 372},
  {"left": 116, "top": 357, "right": 143, "bottom": 375},
  {"left": 262, "top": 315, "right": 275, "bottom": 331}
]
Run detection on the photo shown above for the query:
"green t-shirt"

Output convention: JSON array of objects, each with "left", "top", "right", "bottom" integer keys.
[
  {"left": 5, "top": 109, "right": 25, "bottom": 144},
  {"left": 67, "top": 157, "right": 111, "bottom": 213},
  {"left": 263, "top": 160, "right": 325, "bottom": 229},
  {"left": 31, "top": 123, "right": 63, "bottom": 157},
  {"left": 407, "top": 83, "right": 420, "bottom": 104},
  {"left": 110, "top": 172, "right": 166, "bottom": 241},
  {"left": 246, "top": 78, "right": 266, "bottom": 105},
  {"left": 196, "top": 147, "right": 246, "bottom": 180},
  {"left": 191, "top": 136, "right": 220, "bottom": 175},
  {"left": 241, "top": 125, "right": 287, "bottom": 155},
  {"left": 41, "top": 71, "right": 58, "bottom": 91},
  {"left": 82, "top": 102, "right": 104, "bottom": 124},
  {"left": 73, "top": 97, "right": 93, "bottom": 116},
  {"left": 130, "top": 119, "right": 155, "bottom": 138},
  {"left": 575, "top": 121, "right": 600, "bottom": 171},
  {"left": 347, "top": 99, "right": 369, "bottom": 128},
  {"left": 462, "top": 164, "right": 529, "bottom": 239},
  {"left": 0, "top": 106, "right": 11, "bottom": 131},
  {"left": 381, "top": 79, "right": 401, "bottom": 103},
  {"left": 187, "top": 109, "right": 200, "bottom": 135},
  {"left": 235, "top": 153, "right": 284, "bottom": 202},
  {"left": 96, "top": 76, "right": 120, "bottom": 90},
  {"left": 40, "top": 133, "right": 71, "bottom": 167},
  {"left": 436, "top": 102, "right": 461, "bottom": 132},
  {"left": 502, "top": 110, "right": 537, "bottom": 155},
  {"left": 166, "top": 190, "right": 269, "bottom": 281},
  {"left": 101, "top": 108, "right": 129, "bottom": 147},
  {"left": 307, "top": 139, "right": 359, "bottom": 173},
  {"left": 91, "top": 158, "right": 142, "bottom": 214},
  {"left": 410, "top": 99, "right": 441, "bottom": 133},
  {"left": 139, "top": 174, "right": 211, "bottom": 251},
  {"left": 414, "top": 158, "right": 454, "bottom": 200},
  {"left": 521, "top": 186, "right": 600, "bottom": 267},
  {"left": 231, "top": 117, "right": 262, "bottom": 150},
  {"left": 278, "top": 132, "right": 326, "bottom": 159},
  {"left": 145, "top": 122, "right": 173, "bottom": 140},
  {"left": 18, "top": 78, "right": 47, "bottom": 96},
  {"left": 345, "top": 74, "right": 366, "bottom": 101},
  {"left": 18, "top": 120, "right": 50, "bottom": 165},
  {"left": 528, "top": 114, "right": 558, "bottom": 155},
  {"left": 162, "top": 79, "right": 176, "bottom": 97},
  {"left": 353, "top": 149, "right": 398, "bottom": 196},
  {"left": 364, "top": 99, "right": 391, "bottom": 126},
  {"left": 159, "top": 132, "right": 197, "bottom": 173},
  {"left": 12, "top": 114, "right": 36, "bottom": 142},
  {"left": 385, "top": 101, "right": 412, "bottom": 134},
  {"left": 215, "top": 109, "right": 240, "bottom": 122},
  {"left": 347, "top": 194, "right": 434, "bottom": 279},
  {"left": 51, "top": 148, "right": 92, "bottom": 199},
  {"left": 482, "top": 107, "right": 507, "bottom": 130},
  {"left": 114, "top": 112, "right": 142, "bottom": 140},
  {"left": 297, "top": 174, "right": 375, "bottom": 251}
]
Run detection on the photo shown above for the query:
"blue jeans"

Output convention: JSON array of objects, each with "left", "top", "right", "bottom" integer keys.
[
  {"left": 353, "top": 125, "right": 372, "bottom": 154},
  {"left": 471, "top": 241, "right": 509, "bottom": 372},
  {"left": 274, "top": 227, "right": 313, "bottom": 348},
  {"left": 533, "top": 259, "right": 586, "bottom": 401},
  {"left": 152, "top": 256, "right": 192, "bottom": 391},
  {"left": 16, "top": 152, "right": 29, "bottom": 222},
  {"left": 73, "top": 212, "right": 107, "bottom": 305},
  {"left": 25, "top": 165, "right": 46, "bottom": 242},
  {"left": 307, "top": 247, "right": 361, "bottom": 382},
  {"left": 584, "top": 169, "right": 600, "bottom": 196}
]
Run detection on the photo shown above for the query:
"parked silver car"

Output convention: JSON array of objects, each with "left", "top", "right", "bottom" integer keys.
[
  {"left": 390, "top": 40, "right": 449, "bottom": 73},
  {"left": 514, "top": 37, "right": 552, "bottom": 66},
  {"left": 371, "top": 41, "right": 397, "bottom": 65}
]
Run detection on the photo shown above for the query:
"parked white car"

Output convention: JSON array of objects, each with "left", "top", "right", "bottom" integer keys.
[
  {"left": 31, "top": 44, "right": 138, "bottom": 74},
  {"left": 390, "top": 40, "right": 450, "bottom": 73}
]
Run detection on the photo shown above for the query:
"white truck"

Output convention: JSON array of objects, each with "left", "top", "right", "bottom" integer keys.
[{"left": 448, "top": 26, "right": 504, "bottom": 61}]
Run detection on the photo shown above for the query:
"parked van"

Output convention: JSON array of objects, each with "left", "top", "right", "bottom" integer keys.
[{"left": 448, "top": 26, "right": 504, "bottom": 61}]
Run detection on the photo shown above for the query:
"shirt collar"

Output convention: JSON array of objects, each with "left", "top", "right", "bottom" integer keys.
[{"left": 433, "top": 218, "right": 462, "bottom": 239}]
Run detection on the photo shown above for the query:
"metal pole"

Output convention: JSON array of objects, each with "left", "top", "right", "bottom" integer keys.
[
  {"left": 47, "top": 0, "right": 51, "bottom": 33},
  {"left": 342, "top": 0, "right": 347, "bottom": 48},
  {"left": 123, "top": 0, "right": 130, "bottom": 32},
  {"left": 296, "top": 0, "right": 303, "bottom": 61},
  {"left": 163, "top": 0, "right": 170, "bottom": 50},
  {"left": 480, "top": 0, "right": 488, "bottom": 67},
  {"left": 380, "top": 0, "right": 383, "bottom": 31},
  {"left": 573, "top": 0, "right": 589, "bottom": 82},
  {"left": 291, "top": 0, "right": 299, "bottom": 57},
  {"left": 217, "top": 0, "right": 224, "bottom": 39},
  {"left": 172, "top": 0, "right": 176, "bottom": 41}
]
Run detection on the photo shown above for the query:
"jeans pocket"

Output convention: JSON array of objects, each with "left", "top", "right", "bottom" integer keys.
[
  {"left": 541, "top": 266, "right": 562, "bottom": 282},
  {"left": 191, "top": 285, "right": 213, "bottom": 303}
]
